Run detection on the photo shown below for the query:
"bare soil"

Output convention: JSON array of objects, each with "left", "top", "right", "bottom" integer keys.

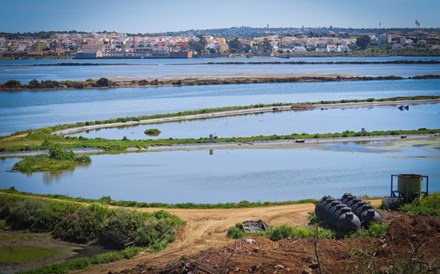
[
  {"left": 123, "top": 213, "right": 440, "bottom": 274},
  {"left": 75, "top": 200, "right": 384, "bottom": 274}
]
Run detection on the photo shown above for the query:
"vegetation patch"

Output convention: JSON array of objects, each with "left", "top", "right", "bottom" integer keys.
[
  {"left": 402, "top": 193, "right": 440, "bottom": 217},
  {"left": 227, "top": 221, "right": 388, "bottom": 240},
  {"left": 0, "top": 192, "right": 185, "bottom": 273},
  {"left": 0, "top": 193, "right": 184, "bottom": 250},
  {"left": 12, "top": 145, "right": 91, "bottom": 173},
  {"left": 2, "top": 74, "right": 440, "bottom": 92},
  {"left": 0, "top": 188, "right": 317, "bottom": 209},
  {"left": 21, "top": 246, "right": 142, "bottom": 274},
  {"left": 144, "top": 128, "right": 161, "bottom": 136},
  {"left": 0, "top": 245, "right": 59, "bottom": 263}
]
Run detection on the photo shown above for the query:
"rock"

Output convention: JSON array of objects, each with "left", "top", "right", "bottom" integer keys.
[
  {"left": 302, "top": 268, "right": 313, "bottom": 274},
  {"left": 275, "top": 264, "right": 285, "bottom": 269},
  {"left": 245, "top": 238, "right": 255, "bottom": 244}
]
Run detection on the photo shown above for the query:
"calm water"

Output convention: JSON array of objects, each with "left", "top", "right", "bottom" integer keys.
[
  {"left": 1, "top": 57, "right": 440, "bottom": 83},
  {"left": 72, "top": 104, "right": 440, "bottom": 140},
  {"left": 2, "top": 56, "right": 440, "bottom": 66},
  {"left": 1, "top": 141, "right": 438, "bottom": 203},
  {"left": 1, "top": 79, "right": 439, "bottom": 135}
]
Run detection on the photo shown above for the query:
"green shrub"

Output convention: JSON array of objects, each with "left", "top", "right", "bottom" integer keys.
[
  {"left": 1, "top": 194, "right": 184, "bottom": 251},
  {"left": 7, "top": 199, "right": 62, "bottom": 232},
  {"left": 402, "top": 193, "right": 440, "bottom": 217},
  {"left": 144, "top": 128, "right": 161, "bottom": 136},
  {"left": 53, "top": 204, "right": 108, "bottom": 243},
  {"left": 349, "top": 222, "right": 389, "bottom": 238},
  {"left": 99, "top": 209, "right": 143, "bottom": 249},
  {"left": 4, "top": 80, "right": 21, "bottom": 88},
  {"left": 227, "top": 224, "right": 245, "bottom": 239},
  {"left": 96, "top": 77, "right": 111, "bottom": 87}
]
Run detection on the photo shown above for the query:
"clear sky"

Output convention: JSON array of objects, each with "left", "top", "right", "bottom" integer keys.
[{"left": 1, "top": 0, "right": 439, "bottom": 33}]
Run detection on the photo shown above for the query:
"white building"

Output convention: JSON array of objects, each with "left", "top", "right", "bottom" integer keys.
[{"left": 326, "top": 44, "right": 338, "bottom": 52}]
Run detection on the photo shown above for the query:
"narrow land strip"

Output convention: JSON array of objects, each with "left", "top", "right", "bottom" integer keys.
[{"left": 52, "top": 99, "right": 440, "bottom": 136}]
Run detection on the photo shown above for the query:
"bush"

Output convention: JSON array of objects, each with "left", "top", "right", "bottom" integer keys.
[
  {"left": 349, "top": 222, "right": 389, "bottom": 238},
  {"left": 4, "top": 80, "right": 21, "bottom": 88},
  {"left": 28, "top": 79, "right": 40, "bottom": 88},
  {"left": 144, "top": 128, "right": 161, "bottom": 136},
  {"left": 39, "top": 80, "right": 60, "bottom": 88},
  {"left": 1, "top": 194, "right": 184, "bottom": 251},
  {"left": 99, "top": 209, "right": 143, "bottom": 249},
  {"left": 402, "top": 193, "right": 440, "bottom": 217},
  {"left": 227, "top": 224, "right": 245, "bottom": 239},
  {"left": 96, "top": 77, "right": 111, "bottom": 87},
  {"left": 8, "top": 199, "right": 48, "bottom": 230},
  {"left": 49, "top": 146, "right": 75, "bottom": 161},
  {"left": 53, "top": 204, "right": 108, "bottom": 243}
]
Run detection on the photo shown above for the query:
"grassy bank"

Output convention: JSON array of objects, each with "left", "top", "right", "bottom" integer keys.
[
  {"left": 0, "top": 188, "right": 317, "bottom": 209},
  {"left": 4, "top": 74, "right": 440, "bottom": 91}
]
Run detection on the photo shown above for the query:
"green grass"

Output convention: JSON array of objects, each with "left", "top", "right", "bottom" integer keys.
[
  {"left": 144, "top": 128, "right": 161, "bottom": 136},
  {"left": 0, "top": 232, "right": 44, "bottom": 241},
  {"left": 227, "top": 221, "right": 389, "bottom": 240},
  {"left": 0, "top": 188, "right": 317, "bottom": 209},
  {"left": 21, "top": 246, "right": 143, "bottom": 274},
  {"left": 0, "top": 245, "right": 59, "bottom": 263},
  {"left": 11, "top": 145, "right": 91, "bottom": 173},
  {"left": 402, "top": 193, "right": 440, "bottom": 217},
  {"left": 12, "top": 155, "right": 76, "bottom": 173}
]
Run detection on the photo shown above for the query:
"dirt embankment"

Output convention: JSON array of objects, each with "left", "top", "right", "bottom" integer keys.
[
  {"left": 126, "top": 212, "right": 440, "bottom": 274},
  {"left": 74, "top": 200, "right": 383, "bottom": 273}
]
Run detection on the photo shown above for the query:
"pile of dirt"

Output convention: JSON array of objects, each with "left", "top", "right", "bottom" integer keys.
[{"left": 121, "top": 213, "right": 440, "bottom": 273}]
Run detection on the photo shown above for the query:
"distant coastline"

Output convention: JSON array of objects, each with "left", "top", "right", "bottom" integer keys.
[
  {"left": 4, "top": 74, "right": 439, "bottom": 92},
  {"left": 1, "top": 51, "right": 440, "bottom": 61}
]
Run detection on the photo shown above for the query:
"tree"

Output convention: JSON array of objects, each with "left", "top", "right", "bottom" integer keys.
[
  {"left": 188, "top": 40, "right": 204, "bottom": 54},
  {"left": 259, "top": 38, "right": 273, "bottom": 53},
  {"left": 356, "top": 35, "right": 371, "bottom": 50},
  {"left": 228, "top": 38, "right": 244, "bottom": 53}
]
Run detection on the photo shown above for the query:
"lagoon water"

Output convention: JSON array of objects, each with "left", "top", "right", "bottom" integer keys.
[
  {"left": 71, "top": 103, "right": 440, "bottom": 140},
  {"left": 1, "top": 79, "right": 439, "bottom": 135},
  {"left": 1, "top": 141, "right": 438, "bottom": 203},
  {"left": 1, "top": 57, "right": 440, "bottom": 83}
]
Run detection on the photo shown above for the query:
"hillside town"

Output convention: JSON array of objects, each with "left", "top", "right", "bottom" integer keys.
[{"left": 1, "top": 27, "right": 440, "bottom": 59}]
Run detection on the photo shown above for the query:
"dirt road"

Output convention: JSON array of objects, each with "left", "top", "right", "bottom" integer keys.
[{"left": 77, "top": 200, "right": 381, "bottom": 273}]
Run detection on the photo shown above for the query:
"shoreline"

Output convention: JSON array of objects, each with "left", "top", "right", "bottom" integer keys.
[
  {"left": 147, "top": 133, "right": 440, "bottom": 152},
  {"left": 3, "top": 74, "right": 440, "bottom": 92},
  {"left": 52, "top": 98, "right": 440, "bottom": 136},
  {"left": 2, "top": 134, "right": 438, "bottom": 158}
]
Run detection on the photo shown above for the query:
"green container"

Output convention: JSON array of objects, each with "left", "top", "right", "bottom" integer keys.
[{"left": 398, "top": 174, "right": 422, "bottom": 194}]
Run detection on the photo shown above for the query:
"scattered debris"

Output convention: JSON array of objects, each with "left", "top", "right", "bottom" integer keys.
[{"left": 242, "top": 220, "right": 269, "bottom": 233}]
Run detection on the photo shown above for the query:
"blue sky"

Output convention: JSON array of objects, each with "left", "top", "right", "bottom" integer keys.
[{"left": 1, "top": 0, "right": 439, "bottom": 33}]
